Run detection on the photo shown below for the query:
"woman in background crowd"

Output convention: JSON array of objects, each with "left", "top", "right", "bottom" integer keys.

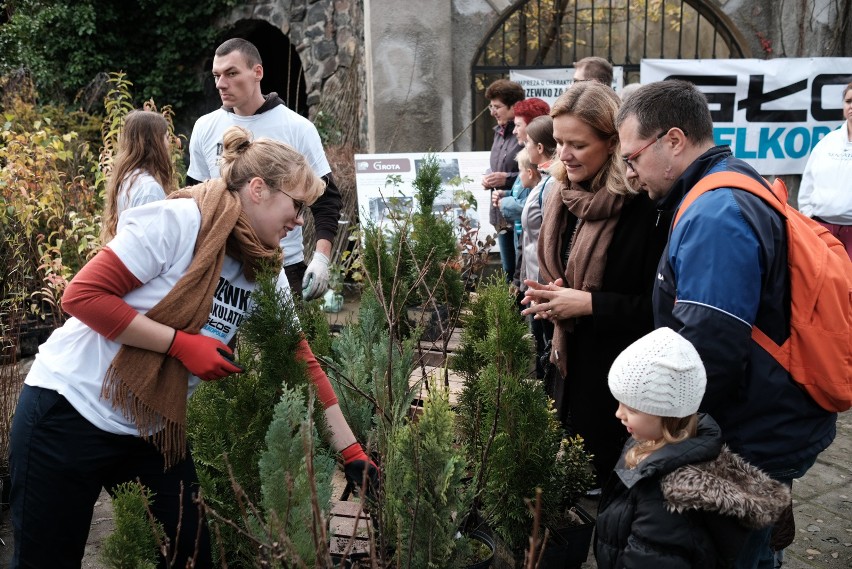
[
  {"left": 101, "top": 109, "right": 177, "bottom": 243},
  {"left": 518, "top": 115, "right": 558, "bottom": 379},
  {"left": 482, "top": 78, "right": 525, "bottom": 282}
]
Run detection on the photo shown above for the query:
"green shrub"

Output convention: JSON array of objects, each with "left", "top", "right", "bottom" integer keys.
[
  {"left": 100, "top": 482, "right": 162, "bottom": 569},
  {"left": 186, "top": 268, "right": 311, "bottom": 565},
  {"left": 384, "top": 385, "right": 472, "bottom": 568},
  {"left": 258, "top": 385, "right": 336, "bottom": 566}
]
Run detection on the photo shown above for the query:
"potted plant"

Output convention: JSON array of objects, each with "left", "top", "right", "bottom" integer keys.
[{"left": 453, "top": 276, "right": 595, "bottom": 566}]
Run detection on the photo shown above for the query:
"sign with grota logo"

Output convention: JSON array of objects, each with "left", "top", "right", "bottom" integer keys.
[{"left": 641, "top": 58, "right": 852, "bottom": 175}]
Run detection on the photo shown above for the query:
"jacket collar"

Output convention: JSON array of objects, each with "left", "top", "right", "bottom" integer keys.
[
  {"left": 223, "top": 92, "right": 285, "bottom": 115},
  {"left": 616, "top": 414, "right": 723, "bottom": 489},
  {"left": 656, "top": 145, "right": 732, "bottom": 212}
]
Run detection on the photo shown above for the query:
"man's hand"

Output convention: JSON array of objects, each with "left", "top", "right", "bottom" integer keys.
[
  {"left": 167, "top": 330, "right": 243, "bottom": 380},
  {"left": 302, "top": 251, "right": 330, "bottom": 300}
]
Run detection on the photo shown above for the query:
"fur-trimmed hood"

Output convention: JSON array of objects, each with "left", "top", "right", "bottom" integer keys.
[{"left": 662, "top": 445, "right": 790, "bottom": 529}]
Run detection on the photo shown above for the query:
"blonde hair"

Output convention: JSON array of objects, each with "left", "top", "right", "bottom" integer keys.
[
  {"left": 550, "top": 81, "right": 634, "bottom": 196},
  {"left": 516, "top": 147, "right": 533, "bottom": 171},
  {"left": 625, "top": 414, "right": 698, "bottom": 469},
  {"left": 101, "top": 110, "right": 177, "bottom": 243},
  {"left": 218, "top": 126, "right": 325, "bottom": 205}
]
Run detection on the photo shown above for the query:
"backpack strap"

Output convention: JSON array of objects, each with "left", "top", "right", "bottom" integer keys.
[
  {"left": 672, "top": 171, "right": 791, "bottom": 363},
  {"left": 673, "top": 171, "right": 788, "bottom": 228}
]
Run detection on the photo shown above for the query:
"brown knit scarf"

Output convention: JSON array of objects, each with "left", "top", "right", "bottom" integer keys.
[
  {"left": 100, "top": 179, "right": 281, "bottom": 467},
  {"left": 537, "top": 180, "right": 625, "bottom": 378}
]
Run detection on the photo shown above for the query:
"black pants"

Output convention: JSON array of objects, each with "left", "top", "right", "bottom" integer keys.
[
  {"left": 10, "top": 385, "right": 211, "bottom": 568},
  {"left": 284, "top": 261, "right": 307, "bottom": 298}
]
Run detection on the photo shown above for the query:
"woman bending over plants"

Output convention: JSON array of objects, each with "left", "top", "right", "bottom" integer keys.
[{"left": 9, "top": 126, "right": 376, "bottom": 569}]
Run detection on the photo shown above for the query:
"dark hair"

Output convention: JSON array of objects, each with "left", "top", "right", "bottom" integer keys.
[
  {"left": 215, "top": 38, "right": 263, "bottom": 67},
  {"left": 513, "top": 97, "right": 551, "bottom": 124},
  {"left": 574, "top": 57, "right": 613, "bottom": 86},
  {"left": 616, "top": 80, "right": 714, "bottom": 144},
  {"left": 484, "top": 79, "right": 525, "bottom": 107},
  {"left": 525, "top": 115, "right": 556, "bottom": 157}
]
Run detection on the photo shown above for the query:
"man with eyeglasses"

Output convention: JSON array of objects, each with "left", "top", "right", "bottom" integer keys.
[
  {"left": 616, "top": 80, "right": 836, "bottom": 569},
  {"left": 186, "top": 38, "right": 342, "bottom": 300}
]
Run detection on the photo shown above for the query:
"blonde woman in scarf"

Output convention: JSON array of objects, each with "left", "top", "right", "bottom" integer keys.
[
  {"left": 521, "top": 82, "right": 669, "bottom": 489},
  {"left": 10, "top": 126, "right": 375, "bottom": 568}
]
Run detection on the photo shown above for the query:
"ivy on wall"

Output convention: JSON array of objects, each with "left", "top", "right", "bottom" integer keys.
[{"left": 0, "top": 0, "right": 237, "bottom": 115}]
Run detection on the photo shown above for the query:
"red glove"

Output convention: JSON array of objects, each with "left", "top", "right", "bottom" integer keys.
[
  {"left": 167, "top": 330, "right": 243, "bottom": 381},
  {"left": 342, "top": 443, "right": 379, "bottom": 498}
]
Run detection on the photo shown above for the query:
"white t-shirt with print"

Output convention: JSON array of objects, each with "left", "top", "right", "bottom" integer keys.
[
  {"left": 187, "top": 105, "right": 331, "bottom": 264},
  {"left": 26, "top": 199, "right": 293, "bottom": 436}
]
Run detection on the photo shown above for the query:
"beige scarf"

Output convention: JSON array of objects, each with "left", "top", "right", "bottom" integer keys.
[
  {"left": 537, "top": 181, "right": 625, "bottom": 378},
  {"left": 100, "top": 180, "right": 281, "bottom": 467}
]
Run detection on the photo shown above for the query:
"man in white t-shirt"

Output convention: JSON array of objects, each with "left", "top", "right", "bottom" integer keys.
[{"left": 187, "top": 38, "right": 342, "bottom": 300}]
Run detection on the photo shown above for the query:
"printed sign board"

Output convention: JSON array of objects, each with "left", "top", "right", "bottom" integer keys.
[
  {"left": 510, "top": 67, "right": 625, "bottom": 108},
  {"left": 641, "top": 58, "right": 852, "bottom": 174},
  {"left": 353, "top": 152, "right": 497, "bottom": 245}
]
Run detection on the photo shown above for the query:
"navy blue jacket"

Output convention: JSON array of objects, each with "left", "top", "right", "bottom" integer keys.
[{"left": 653, "top": 146, "right": 836, "bottom": 472}]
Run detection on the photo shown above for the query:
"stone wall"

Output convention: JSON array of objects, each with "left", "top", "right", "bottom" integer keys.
[{"left": 210, "top": 0, "right": 851, "bottom": 154}]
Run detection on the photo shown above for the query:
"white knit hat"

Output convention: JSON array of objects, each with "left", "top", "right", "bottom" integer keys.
[{"left": 608, "top": 328, "right": 706, "bottom": 418}]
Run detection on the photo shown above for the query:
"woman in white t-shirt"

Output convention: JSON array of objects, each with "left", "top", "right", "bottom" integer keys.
[
  {"left": 10, "top": 126, "right": 376, "bottom": 568},
  {"left": 101, "top": 109, "right": 177, "bottom": 244}
]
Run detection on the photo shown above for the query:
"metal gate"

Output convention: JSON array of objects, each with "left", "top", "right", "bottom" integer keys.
[{"left": 471, "top": 0, "right": 750, "bottom": 149}]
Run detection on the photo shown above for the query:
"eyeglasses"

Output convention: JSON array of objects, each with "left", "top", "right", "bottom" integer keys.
[
  {"left": 278, "top": 189, "right": 306, "bottom": 219},
  {"left": 488, "top": 103, "right": 506, "bottom": 111},
  {"left": 623, "top": 131, "right": 666, "bottom": 171}
]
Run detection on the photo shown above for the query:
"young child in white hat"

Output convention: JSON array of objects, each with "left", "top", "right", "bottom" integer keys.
[{"left": 594, "top": 327, "right": 790, "bottom": 569}]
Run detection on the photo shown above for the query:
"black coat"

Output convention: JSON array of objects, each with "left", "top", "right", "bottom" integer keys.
[
  {"left": 594, "top": 415, "right": 790, "bottom": 569},
  {"left": 553, "top": 191, "right": 670, "bottom": 481}
]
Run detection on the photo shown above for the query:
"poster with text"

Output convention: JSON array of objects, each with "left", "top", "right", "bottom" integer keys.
[
  {"left": 641, "top": 58, "right": 852, "bottom": 174},
  {"left": 354, "top": 152, "right": 497, "bottom": 246},
  {"left": 510, "top": 67, "right": 625, "bottom": 108}
]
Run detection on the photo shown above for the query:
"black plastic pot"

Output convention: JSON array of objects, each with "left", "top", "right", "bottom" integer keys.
[
  {"left": 463, "top": 528, "right": 495, "bottom": 569},
  {"left": 538, "top": 504, "right": 595, "bottom": 569}
]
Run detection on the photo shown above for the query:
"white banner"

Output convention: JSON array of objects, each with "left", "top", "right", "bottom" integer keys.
[
  {"left": 641, "top": 58, "right": 852, "bottom": 174},
  {"left": 353, "top": 152, "right": 497, "bottom": 245},
  {"left": 510, "top": 67, "right": 625, "bottom": 108}
]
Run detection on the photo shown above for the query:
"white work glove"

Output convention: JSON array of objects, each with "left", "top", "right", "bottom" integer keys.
[{"left": 302, "top": 251, "right": 330, "bottom": 300}]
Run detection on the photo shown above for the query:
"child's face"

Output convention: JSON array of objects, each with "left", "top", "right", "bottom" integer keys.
[
  {"left": 519, "top": 166, "right": 538, "bottom": 189},
  {"left": 615, "top": 402, "right": 663, "bottom": 442}
]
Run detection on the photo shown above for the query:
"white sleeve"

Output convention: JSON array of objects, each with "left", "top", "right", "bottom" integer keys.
[
  {"left": 294, "top": 116, "right": 331, "bottom": 177},
  {"left": 108, "top": 200, "right": 200, "bottom": 284},
  {"left": 798, "top": 147, "right": 818, "bottom": 217},
  {"left": 187, "top": 120, "right": 211, "bottom": 181}
]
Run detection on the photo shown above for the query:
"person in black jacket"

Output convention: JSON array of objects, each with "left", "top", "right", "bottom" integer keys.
[
  {"left": 521, "top": 81, "right": 669, "bottom": 487},
  {"left": 594, "top": 328, "right": 789, "bottom": 569}
]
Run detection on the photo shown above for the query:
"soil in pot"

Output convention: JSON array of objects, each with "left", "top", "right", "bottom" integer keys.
[{"left": 459, "top": 528, "right": 495, "bottom": 569}]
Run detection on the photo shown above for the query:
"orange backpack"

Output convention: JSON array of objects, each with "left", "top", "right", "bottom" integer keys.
[{"left": 674, "top": 171, "right": 852, "bottom": 413}]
